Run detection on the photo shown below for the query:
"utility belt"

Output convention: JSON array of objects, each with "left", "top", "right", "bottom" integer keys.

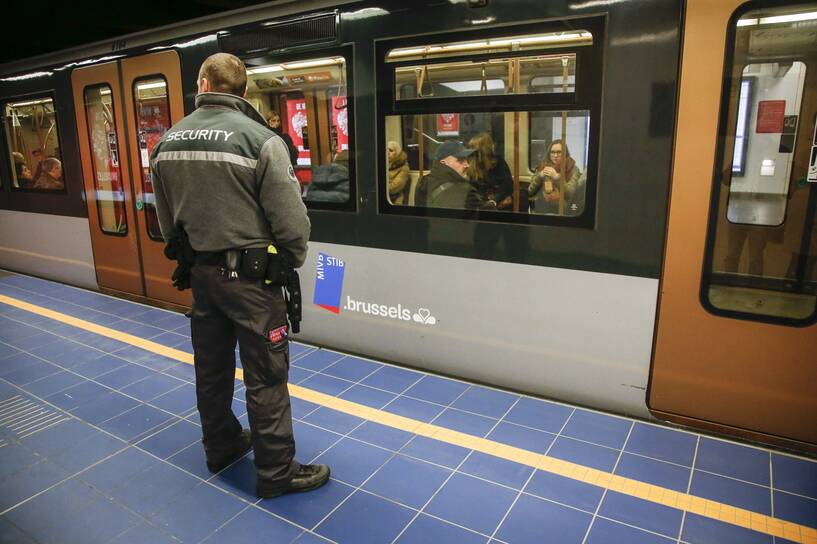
[
  {"left": 198, "top": 246, "right": 302, "bottom": 334},
  {"left": 166, "top": 231, "right": 301, "bottom": 333},
  {"left": 195, "top": 246, "right": 288, "bottom": 285}
]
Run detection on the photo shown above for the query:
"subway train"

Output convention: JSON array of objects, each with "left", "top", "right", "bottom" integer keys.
[{"left": 0, "top": 0, "right": 815, "bottom": 453}]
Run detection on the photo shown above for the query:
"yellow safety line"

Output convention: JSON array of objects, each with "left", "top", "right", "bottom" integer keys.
[{"left": 1, "top": 292, "right": 815, "bottom": 544}]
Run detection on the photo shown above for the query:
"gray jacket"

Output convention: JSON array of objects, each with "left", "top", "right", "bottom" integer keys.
[{"left": 150, "top": 92, "right": 310, "bottom": 267}]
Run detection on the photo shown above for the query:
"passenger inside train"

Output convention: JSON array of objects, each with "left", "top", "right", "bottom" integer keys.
[
  {"left": 467, "top": 132, "right": 515, "bottom": 211},
  {"left": 387, "top": 140, "right": 410, "bottom": 205}
]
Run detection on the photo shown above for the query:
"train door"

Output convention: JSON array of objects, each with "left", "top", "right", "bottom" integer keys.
[
  {"left": 650, "top": 0, "right": 817, "bottom": 449},
  {"left": 71, "top": 51, "right": 190, "bottom": 307},
  {"left": 72, "top": 62, "right": 140, "bottom": 295},
  {"left": 120, "top": 52, "right": 188, "bottom": 306}
]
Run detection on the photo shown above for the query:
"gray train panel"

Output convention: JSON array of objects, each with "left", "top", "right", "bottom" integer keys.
[
  {"left": 0, "top": 211, "right": 97, "bottom": 289},
  {"left": 298, "top": 242, "right": 657, "bottom": 417}
]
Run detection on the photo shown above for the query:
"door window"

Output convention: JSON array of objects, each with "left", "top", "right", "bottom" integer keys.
[
  {"left": 133, "top": 77, "right": 171, "bottom": 240},
  {"left": 83, "top": 85, "right": 127, "bottom": 235},
  {"left": 703, "top": 4, "right": 817, "bottom": 323}
]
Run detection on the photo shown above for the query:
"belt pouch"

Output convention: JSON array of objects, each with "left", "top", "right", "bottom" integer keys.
[
  {"left": 240, "top": 248, "right": 268, "bottom": 280},
  {"left": 265, "top": 252, "right": 288, "bottom": 286}
]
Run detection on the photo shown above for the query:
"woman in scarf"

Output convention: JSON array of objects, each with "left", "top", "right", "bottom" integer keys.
[{"left": 528, "top": 139, "right": 584, "bottom": 216}]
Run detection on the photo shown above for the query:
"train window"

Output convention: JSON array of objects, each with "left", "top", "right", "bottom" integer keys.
[
  {"left": 379, "top": 21, "right": 602, "bottom": 224},
  {"left": 133, "top": 77, "right": 171, "bottom": 241},
  {"left": 83, "top": 85, "right": 128, "bottom": 236},
  {"left": 393, "top": 53, "right": 576, "bottom": 100},
  {"left": 703, "top": 4, "right": 817, "bottom": 323},
  {"left": 245, "top": 55, "right": 353, "bottom": 207},
  {"left": 2, "top": 96, "right": 64, "bottom": 191}
]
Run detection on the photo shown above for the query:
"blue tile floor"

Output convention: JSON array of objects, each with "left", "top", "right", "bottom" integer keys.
[{"left": 1, "top": 271, "right": 816, "bottom": 544}]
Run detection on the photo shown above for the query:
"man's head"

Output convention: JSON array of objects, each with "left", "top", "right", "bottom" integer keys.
[
  {"left": 42, "top": 157, "right": 62, "bottom": 180},
  {"left": 434, "top": 140, "right": 474, "bottom": 178},
  {"left": 198, "top": 53, "right": 247, "bottom": 97}
]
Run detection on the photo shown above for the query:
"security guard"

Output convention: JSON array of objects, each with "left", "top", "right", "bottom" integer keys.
[{"left": 150, "top": 53, "right": 329, "bottom": 498}]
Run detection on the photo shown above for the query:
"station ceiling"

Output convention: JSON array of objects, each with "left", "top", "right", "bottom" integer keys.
[{"left": 0, "top": 0, "right": 276, "bottom": 64}]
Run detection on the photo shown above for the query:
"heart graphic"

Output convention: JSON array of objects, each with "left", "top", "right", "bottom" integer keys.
[{"left": 417, "top": 308, "right": 431, "bottom": 323}]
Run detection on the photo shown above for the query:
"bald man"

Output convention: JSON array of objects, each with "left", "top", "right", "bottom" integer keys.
[{"left": 151, "top": 53, "right": 328, "bottom": 498}]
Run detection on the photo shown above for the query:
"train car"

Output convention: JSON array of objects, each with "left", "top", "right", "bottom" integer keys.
[{"left": 0, "top": 0, "right": 815, "bottom": 453}]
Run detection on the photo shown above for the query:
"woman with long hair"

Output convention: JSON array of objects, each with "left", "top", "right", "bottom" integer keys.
[
  {"left": 266, "top": 110, "right": 299, "bottom": 167},
  {"left": 528, "top": 139, "right": 584, "bottom": 215},
  {"left": 467, "top": 133, "right": 514, "bottom": 210}
]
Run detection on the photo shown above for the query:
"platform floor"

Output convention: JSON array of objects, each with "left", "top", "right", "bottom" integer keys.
[{"left": 0, "top": 271, "right": 816, "bottom": 544}]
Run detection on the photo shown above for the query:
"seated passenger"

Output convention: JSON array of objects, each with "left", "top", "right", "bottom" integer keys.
[
  {"left": 266, "top": 111, "right": 299, "bottom": 167},
  {"left": 420, "top": 140, "right": 492, "bottom": 210},
  {"left": 12, "top": 152, "right": 32, "bottom": 188},
  {"left": 387, "top": 140, "right": 410, "bottom": 205},
  {"left": 528, "top": 139, "right": 583, "bottom": 215},
  {"left": 33, "top": 157, "right": 64, "bottom": 190},
  {"left": 467, "top": 133, "right": 514, "bottom": 210},
  {"left": 305, "top": 150, "right": 349, "bottom": 202},
  {"left": 14, "top": 162, "right": 34, "bottom": 188}
]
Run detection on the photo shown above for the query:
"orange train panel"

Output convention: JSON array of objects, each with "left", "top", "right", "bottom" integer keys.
[
  {"left": 650, "top": 0, "right": 817, "bottom": 446},
  {"left": 71, "top": 62, "right": 143, "bottom": 295},
  {"left": 121, "top": 51, "right": 192, "bottom": 307}
]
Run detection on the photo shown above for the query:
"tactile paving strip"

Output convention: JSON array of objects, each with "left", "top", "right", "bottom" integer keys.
[{"left": 0, "top": 394, "right": 69, "bottom": 441}]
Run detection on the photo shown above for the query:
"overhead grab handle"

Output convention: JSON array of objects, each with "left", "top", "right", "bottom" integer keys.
[{"left": 417, "top": 64, "right": 434, "bottom": 98}]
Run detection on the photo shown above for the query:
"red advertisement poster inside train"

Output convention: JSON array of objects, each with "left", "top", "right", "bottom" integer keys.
[
  {"left": 331, "top": 96, "right": 349, "bottom": 152},
  {"left": 286, "top": 98, "right": 310, "bottom": 165}
]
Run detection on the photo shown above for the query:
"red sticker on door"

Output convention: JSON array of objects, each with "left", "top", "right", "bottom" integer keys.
[{"left": 268, "top": 325, "right": 288, "bottom": 344}]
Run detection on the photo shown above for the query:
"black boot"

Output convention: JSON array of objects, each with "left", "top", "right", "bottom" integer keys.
[
  {"left": 206, "top": 429, "right": 252, "bottom": 473},
  {"left": 257, "top": 463, "right": 330, "bottom": 498}
]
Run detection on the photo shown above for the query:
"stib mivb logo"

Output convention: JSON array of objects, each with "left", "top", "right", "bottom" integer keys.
[{"left": 313, "top": 253, "right": 436, "bottom": 325}]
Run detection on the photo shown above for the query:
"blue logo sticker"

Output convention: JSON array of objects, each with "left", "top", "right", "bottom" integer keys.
[{"left": 314, "top": 253, "right": 345, "bottom": 313}]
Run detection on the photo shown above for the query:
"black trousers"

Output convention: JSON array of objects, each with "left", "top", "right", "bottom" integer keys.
[{"left": 190, "top": 265, "right": 298, "bottom": 487}]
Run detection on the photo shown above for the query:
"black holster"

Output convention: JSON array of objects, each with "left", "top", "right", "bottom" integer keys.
[
  {"left": 163, "top": 227, "right": 195, "bottom": 291},
  {"left": 284, "top": 268, "right": 302, "bottom": 334},
  {"left": 238, "top": 246, "right": 302, "bottom": 334}
]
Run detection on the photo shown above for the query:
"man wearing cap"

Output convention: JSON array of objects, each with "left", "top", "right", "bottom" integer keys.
[{"left": 418, "top": 140, "right": 492, "bottom": 210}]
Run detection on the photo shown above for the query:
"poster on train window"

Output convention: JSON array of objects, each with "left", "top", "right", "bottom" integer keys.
[
  {"left": 756, "top": 100, "right": 785, "bottom": 133},
  {"left": 286, "top": 98, "right": 311, "bottom": 166},
  {"left": 437, "top": 113, "right": 459, "bottom": 136},
  {"left": 331, "top": 96, "right": 349, "bottom": 152},
  {"left": 808, "top": 146, "right": 817, "bottom": 183}
]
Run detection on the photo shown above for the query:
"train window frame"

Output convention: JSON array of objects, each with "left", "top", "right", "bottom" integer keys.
[
  {"left": 700, "top": 1, "right": 817, "bottom": 327},
  {"left": 375, "top": 17, "right": 604, "bottom": 227},
  {"left": 2, "top": 93, "right": 68, "bottom": 194},
  {"left": 241, "top": 45, "right": 356, "bottom": 212},
  {"left": 132, "top": 74, "right": 172, "bottom": 242},
  {"left": 82, "top": 83, "right": 129, "bottom": 238}
]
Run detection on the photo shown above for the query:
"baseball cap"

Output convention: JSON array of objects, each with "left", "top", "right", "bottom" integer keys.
[{"left": 433, "top": 140, "right": 475, "bottom": 161}]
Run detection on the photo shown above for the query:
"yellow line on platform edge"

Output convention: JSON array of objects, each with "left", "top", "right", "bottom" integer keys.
[{"left": 1, "top": 293, "right": 815, "bottom": 544}]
